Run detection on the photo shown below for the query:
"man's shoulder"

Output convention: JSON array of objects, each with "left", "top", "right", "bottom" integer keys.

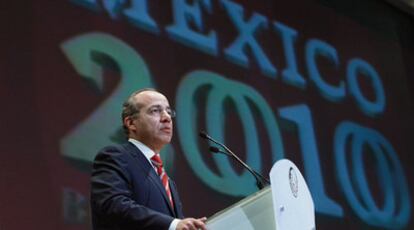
[
  {"left": 93, "top": 141, "right": 150, "bottom": 176},
  {"left": 95, "top": 142, "right": 137, "bottom": 159},
  {"left": 100, "top": 141, "right": 133, "bottom": 151}
]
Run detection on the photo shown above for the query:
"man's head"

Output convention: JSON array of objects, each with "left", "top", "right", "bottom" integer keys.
[{"left": 122, "top": 89, "right": 174, "bottom": 152}]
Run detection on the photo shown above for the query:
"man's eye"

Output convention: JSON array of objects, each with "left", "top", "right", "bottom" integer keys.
[{"left": 150, "top": 108, "right": 160, "bottom": 114}]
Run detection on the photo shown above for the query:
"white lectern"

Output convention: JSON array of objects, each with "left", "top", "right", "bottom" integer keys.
[{"left": 206, "top": 159, "right": 315, "bottom": 230}]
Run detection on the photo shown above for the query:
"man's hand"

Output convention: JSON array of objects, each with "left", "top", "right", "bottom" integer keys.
[{"left": 176, "top": 217, "right": 207, "bottom": 230}]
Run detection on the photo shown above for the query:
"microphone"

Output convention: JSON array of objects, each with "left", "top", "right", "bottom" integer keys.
[
  {"left": 199, "top": 131, "right": 270, "bottom": 190},
  {"left": 209, "top": 146, "right": 231, "bottom": 156},
  {"left": 199, "top": 131, "right": 209, "bottom": 139}
]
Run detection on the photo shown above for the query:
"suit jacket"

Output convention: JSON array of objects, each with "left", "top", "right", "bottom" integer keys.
[{"left": 90, "top": 142, "right": 184, "bottom": 230}]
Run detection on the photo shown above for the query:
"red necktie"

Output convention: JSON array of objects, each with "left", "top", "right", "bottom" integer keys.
[{"left": 151, "top": 153, "right": 174, "bottom": 208}]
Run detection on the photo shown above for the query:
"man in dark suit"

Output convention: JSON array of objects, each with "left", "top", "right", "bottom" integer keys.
[{"left": 91, "top": 89, "right": 207, "bottom": 230}]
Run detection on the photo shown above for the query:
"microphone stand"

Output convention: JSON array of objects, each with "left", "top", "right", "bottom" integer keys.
[{"left": 199, "top": 131, "right": 270, "bottom": 190}]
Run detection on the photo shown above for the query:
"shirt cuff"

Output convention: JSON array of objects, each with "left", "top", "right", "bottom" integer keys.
[{"left": 169, "top": 218, "right": 180, "bottom": 230}]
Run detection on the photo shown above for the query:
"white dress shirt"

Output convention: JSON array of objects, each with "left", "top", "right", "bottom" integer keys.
[{"left": 128, "top": 139, "right": 179, "bottom": 230}]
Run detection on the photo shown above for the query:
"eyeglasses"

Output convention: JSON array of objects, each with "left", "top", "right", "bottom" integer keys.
[{"left": 146, "top": 106, "right": 176, "bottom": 118}]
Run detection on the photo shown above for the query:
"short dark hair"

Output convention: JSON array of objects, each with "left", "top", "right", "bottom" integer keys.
[{"left": 121, "top": 88, "right": 158, "bottom": 135}]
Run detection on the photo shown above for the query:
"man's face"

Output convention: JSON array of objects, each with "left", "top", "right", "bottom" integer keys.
[{"left": 129, "top": 91, "right": 173, "bottom": 151}]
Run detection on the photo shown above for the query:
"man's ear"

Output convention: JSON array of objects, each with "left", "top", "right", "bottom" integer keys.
[{"left": 124, "top": 116, "right": 137, "bottom": 132}]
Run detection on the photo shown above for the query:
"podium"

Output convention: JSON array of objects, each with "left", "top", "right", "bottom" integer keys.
[{"left": 206, "top": 159, "right": 315, "bottom": 230}]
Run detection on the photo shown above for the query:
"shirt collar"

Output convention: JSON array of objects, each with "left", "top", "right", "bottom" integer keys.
[{"left": 128, "top": 138, "right": 156, "bottom": 165}]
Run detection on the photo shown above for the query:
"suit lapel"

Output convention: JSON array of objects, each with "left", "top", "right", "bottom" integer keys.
[
  {"left": 169, "top": 179, "right": 183, "bottom": 218},
  {"left": 125, "top": 142, "right": 176, "bottom": 217}
]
